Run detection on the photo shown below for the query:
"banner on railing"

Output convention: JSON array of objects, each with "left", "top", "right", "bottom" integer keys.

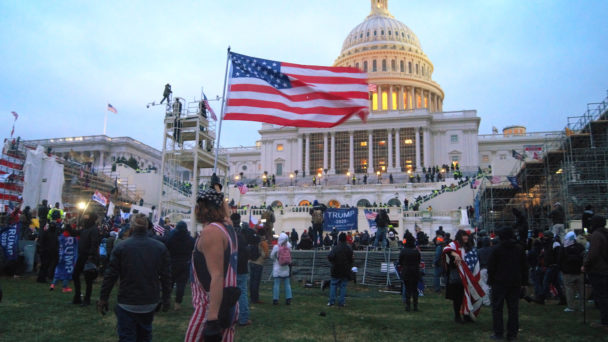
[
  {"left": 323, "top": 208, "right": 358, "bottom": 232},
  {"left": 364, "top": 209, "right": 378, "bottom": 234}
]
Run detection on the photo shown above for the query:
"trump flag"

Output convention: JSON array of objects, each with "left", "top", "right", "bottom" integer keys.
[{"left": 224, "top": 52, "right": 369, "bottom": 128}]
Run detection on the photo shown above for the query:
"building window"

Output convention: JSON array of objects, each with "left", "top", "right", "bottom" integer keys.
[
  {"left": 382, "top": 91, "right": 388, "bottom": 110},
  {"left": 391, "top": 60, "right": 396, "bottom": 71},
  {"left": 451, "top": 156, "right": 460, "bottom": 163},
  {"left": 359, "top": 33, "right": 363, "bottom": 38},
  {"left": 450, "top": 135, "right": 458, "bottom": 143},
  {"left": 408, "top": 62, "right": 412, "bottom": 73},
  {"left": 372, "top": 60, "right": 377, "bottom": 72},
  {"left": 482, "top": 155, "right": 489, "bottom": 162},
  {"left": 382, "top": 59, "right": 387, "bottom": 71},
  {"left": 276, "top": 144, "right": 284, "bottom": 151},
  {"left": 374, "top": 30, "right": 377, "bottom": 36},
  {"left": 388, "top": 30, "right": 391, "bottom": 35},
  {"left": 381, "top": 30, "right": 384, "bottom": 35},
  {"left": 499, "top": 154, "right": 507, "bottom": 160},
  {"left": 363, "top": 61, "right": 368, "bottom": 72},
  {"left": 392, "top": 92, "right": 397, "bottom": 110},
  {"left": 400, "top": 60, "right": 404, "bottom": 72},
  {"left": 276, "top": 163, "right": 283, "bottom": 176},
  {"left": 360, "top": 141, "right": 367, "bottom": 147},
  {"left": 242, "top": 165, "right": 248, "bottom": 171},
  {"left": 372, "top": 91, "right": 378, "bottom": 110},
  {"left": 367, "top": 31, "right": 370, "bottom": 37}
]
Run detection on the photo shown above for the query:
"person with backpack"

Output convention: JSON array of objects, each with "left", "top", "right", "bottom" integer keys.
[
  {"left": 374, "top": 210, "right": 390, "bottom": 249},
  {"left": 327, "top": 233, "right": 353, "bottom": 307},
  {"left": 582, "top": 215, "right": 608, "bottom": 328},
  {"left": 270, "top": 233, "right": 292, "bottom": 305},
  {"left": 559, "top": 231, "right": 585, "bottom": 312}
]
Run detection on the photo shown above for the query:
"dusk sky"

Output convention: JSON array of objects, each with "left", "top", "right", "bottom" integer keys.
[{"left": 1, "top": 0, "right": 606, "bottom": 150}]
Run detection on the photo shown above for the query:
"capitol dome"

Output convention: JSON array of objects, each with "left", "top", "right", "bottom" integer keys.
[{"left": 334, "top": 0, "right": 444, "bottom": 113}]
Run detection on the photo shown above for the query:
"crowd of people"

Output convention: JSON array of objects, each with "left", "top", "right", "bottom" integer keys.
[{"left": 1, "top": 189, "right": 608, "bottom": 341}]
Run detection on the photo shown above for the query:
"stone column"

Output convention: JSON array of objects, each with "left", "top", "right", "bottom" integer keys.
[
  {"left": 409, "top": 87, "right": 415, "bottom": 109},
  {"left": 297, "top": 135, "right": 303, "bottom": 173},
  {"left": 397, "top": 86, "right": 404, "bottom": 110},
  {"left": 387, "top": 129, "right": 393, "bottom": 170},
  {"left": 367, "top": 130, "right": 374, "bottom": 174},
  {"left": 329, "top": 132, "right": 336, "bottom": 175},
  {"left": 423, "top": 127, "right": 431, "bottom": 167},
  {"left": 395, "top": 129, "right": 401, "bottom": 171},
  {"left": 348, "top": 131, "right": 354, "bottom": 173},
  {"left": 415, "top": 127, "right": 421, "bottom": 171},
  {"left": 305, "top": 133, "right": 310, "bottom": 176},
  {"left": 323, "top": 133, "right": 328, "bottom": 171}
]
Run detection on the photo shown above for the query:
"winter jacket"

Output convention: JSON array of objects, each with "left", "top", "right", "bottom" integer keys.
[
  {"left": 584, "top": 228, "right": 608, "bottom": 274},
  {"left": 477, "top": 246, "right": 493, "bottom": 269},
  {"left": 236, "top": 229, "right": 249, "bottom": 274},
  {"left": 487, "top": 238, "right": 528, "bottom": 287},
  {"left": 99, "top": 230, "right": 172, "bottom": 305},
  {"left": 270, "top": 234, "right": 291, "bottom": 278},
  {"left": 582, "top": 210, "right": 594, "bottom": 229},
  {"left": 399, "top": 246, "right": 421, "bottom": 281},
  {"left": 560, "top": 243, "right": 585, "bottom": 275},
  {"left": 328, "top": 242, "right": 353, "bottom": 279},
  {"left": 165, "top": 226, "right": 195, "bottom": 264},
  {"left": 78, "top": 226, "right": 99, "bottom": 263}
]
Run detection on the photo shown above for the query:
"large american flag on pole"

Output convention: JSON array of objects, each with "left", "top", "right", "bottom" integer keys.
[
  {"left": 224, "top": 52, "right": 369, "bottom": 127},
  {"left": 443, "top": 240, "right": 485, "bottom": 320}
]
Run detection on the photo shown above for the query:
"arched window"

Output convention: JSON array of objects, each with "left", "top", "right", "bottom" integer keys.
[
  {"left": 356, "top": 199, "right": 372, "bottom": 207},
  {"left": 355, "top": 62, "right": 360, "bottom": 70},
  {"left": 363, "top": 61, "right": 368, "bottom": 72},
  {"left": 372, "top": 60, "right": 377, "bottom": 72},
  {"left": 298, "top": 200, "right": 311, "bottom": 206},
  {"left": 382, "top": 59, "right": 387, "bottom": 71},
  {"left": 387, "top": 198, "right": 401, "bottom": 207},
  {"left": 400, "top": 60, "right": 404, "bottom": 72},
  {"left": 270, "top": 200, "right": 283, "bottom": 208},
  {"left": 391, "top": 60, "right": 396, "bottom": 71},
  {"left": 328, "top": 200, "right": 341, "bottom": 208},
  {"left": 408, "top": 62, "right": 412, "bottom": 73}
]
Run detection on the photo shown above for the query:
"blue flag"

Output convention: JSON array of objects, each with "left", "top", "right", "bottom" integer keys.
[
  {"left": 323, "top": 208, "right": 358, "bottom": 232},
  {"left": 0, "top": 224, "right": 19, "bottom": 261},
  {"left": 54, "top": 235, "right": 79, "bottom": 280},
  {"left": 507, "top": 176, "right": 519, "bottom": 190}
]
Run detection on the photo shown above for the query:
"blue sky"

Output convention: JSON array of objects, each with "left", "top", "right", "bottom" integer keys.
[{"left": 1, "top": 0, "right": 606, "bottom": 150}]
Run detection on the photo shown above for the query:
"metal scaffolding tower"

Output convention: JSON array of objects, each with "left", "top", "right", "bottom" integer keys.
[{"left": 157, "top": 96, "right": 229, "bottom": 231}]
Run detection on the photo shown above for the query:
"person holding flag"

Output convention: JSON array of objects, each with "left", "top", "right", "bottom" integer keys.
[{"left": 443, "top": 230, "right": 484, "bottom": 323}]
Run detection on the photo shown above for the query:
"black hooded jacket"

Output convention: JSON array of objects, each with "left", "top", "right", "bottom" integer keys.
[{"left": 487, "top": 238, "right": 528, "bottom": 287}]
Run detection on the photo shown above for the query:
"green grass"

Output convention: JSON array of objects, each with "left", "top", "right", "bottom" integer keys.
[{"left": 0, "top": 276, "right": 606, "bottom": 341}]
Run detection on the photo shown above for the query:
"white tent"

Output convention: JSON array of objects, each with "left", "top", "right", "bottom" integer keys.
[{"left": 22, "top": 146, "right": 64, "bottom": 210}]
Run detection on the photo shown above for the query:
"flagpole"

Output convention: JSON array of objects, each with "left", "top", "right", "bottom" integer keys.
[
  {"left": 213, "top": 46, "right": 231, "bottom": 173},
  {"left": 103, "top": 109, "right": 108, "bottom": 135}
]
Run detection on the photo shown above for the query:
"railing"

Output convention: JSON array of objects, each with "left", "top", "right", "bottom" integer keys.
[
  {"left": 26, "top": 135, "right": 161, "bottom": 159},
  {"left": 478, "top": 131, "right": 563, "bottom": 141}
]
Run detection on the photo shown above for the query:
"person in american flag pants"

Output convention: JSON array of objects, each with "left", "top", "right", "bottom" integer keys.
[
  {"left": 443, "top": 230, "right": 485, "bottom": 323},
  {"left": 185, "top": 189, "right": 238, "bottom": 342}
]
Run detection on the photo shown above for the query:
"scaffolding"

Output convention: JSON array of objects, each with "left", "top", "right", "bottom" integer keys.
[
  {"left": 157, "top": 95, "right": 229, "bottom": 231},
  {"left": 478, "top": 91, "right": 608, "bottom": 232}
]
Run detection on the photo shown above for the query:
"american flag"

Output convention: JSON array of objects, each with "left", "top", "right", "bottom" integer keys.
[
  {"left": 203, "top": 92, "right": 217, "bottom": 121},
  {"left": 365, "top": 211, "right": 377, "bottom": 220},
  {"left": 443, "top": 241, "right": 485, "bottom": 320},
  {"left": 512, "top": 149, "right": 524, "bottom": 161},
  {"left": 11, "top": 111, "right": 18, "bottom": 120},
  {"left": 224, "top": 52, "right": 369, "bottom": 128},
  {"left": 107, "top": 103, "right": 118, "bottom": 114},
  {"left": 153, "top": 218, "right": 165, "bottom": 236},
  {"left": 236, "top": 181, "right": 248, "bottom": 195}
]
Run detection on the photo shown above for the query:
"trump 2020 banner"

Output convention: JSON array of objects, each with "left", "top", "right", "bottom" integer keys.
[
  {"left": 0, "top": 224, "right": 18, "bottom": 261},
  {"left": 54, "top": 235, "right": 78, "bottom": 280},
  {"left": 323, "top": 208, "right": 358, "bottom": 232}
]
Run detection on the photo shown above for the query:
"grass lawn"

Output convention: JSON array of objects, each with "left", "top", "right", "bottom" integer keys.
[{"left": 0, "top": 275, "right": 605, "bottom": 341}]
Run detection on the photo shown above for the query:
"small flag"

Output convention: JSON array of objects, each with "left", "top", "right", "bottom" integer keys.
[
  {"left": 107, "top": 104, "right": 118, "bottom": 114},
  {"left": 248, "top": 211, "right": 258, "bottom": 229},
  {"left": 507, "top": 176, "right": 519, "bottom": 190},
  {"left": 236, "top": 181, "right": 248, "bottom": 195},
  {"left": 512, "top": 149, "right": 524, "bottom": 161},
  {"left": 153, "top": 220, "right": 165, "bottom": 236},
  {"left": 11, "top": 111, "right": 18, "bottom": 120},
  {"left": 203, "top": 93, "right": 217, "bottom": 121},
  {"left": 92, "top": 191, "right": 108, "bottom": 206}
]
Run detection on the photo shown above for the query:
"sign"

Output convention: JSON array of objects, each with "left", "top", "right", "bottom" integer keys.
[
  {"left": 0, "top": 224, "right": 18, "bottom": 261},
  {"left": 54, "top": 235, "right": 79, "bottom": 280},
  {"left": 323, "top": 208, "right": 358, "bottom": 232},
  {"left": 364, "top": 209, "right": 378, "bottom": 234}
]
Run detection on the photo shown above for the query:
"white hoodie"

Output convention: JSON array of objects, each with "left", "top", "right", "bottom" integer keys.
[{"left": 270, "top": 233, "right": 292, "bottom": 278}]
